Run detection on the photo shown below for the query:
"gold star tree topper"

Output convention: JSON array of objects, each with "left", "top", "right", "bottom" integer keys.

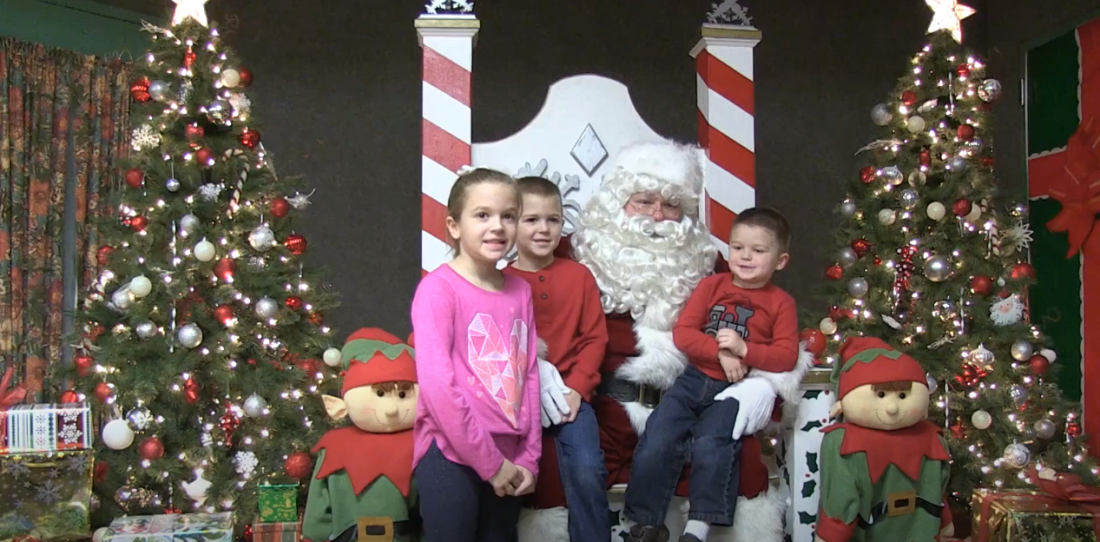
[
  {"left": 173, "top": 0, "right": 209, "bottom": 28},
  {"left": 925, "top": 0, "right": 975, "bottom": 43}
]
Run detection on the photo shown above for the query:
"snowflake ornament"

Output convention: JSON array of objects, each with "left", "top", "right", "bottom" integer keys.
[
  {"left": 424, "top": 0, "right": 473, "bottom": 15},
  {"left": 990, "top": 294, "right": 1025, "bottom": 327},
  {"left": 707, "top": 0, "right": 753, "bottom": 26},
  {"left": 228, "top": 93, "right": 250, "bottom": 116},
  {"left": 234, "top": 451, "right": 258, "bottom": 478},
  {"left": 999, "top": 221, "right": 1034, "bottom": 255},
  {"left": 198, "top": 183, "right": 225, "bottom": 201},
  {"left": 287, "top": 189, "right": 315, "bottom": 210},
  {"left": 131, "top": 125, "right": 161, "bottom": 151},
  {"left": 178, "top": 80, "right": 193, "bottom": 103}
]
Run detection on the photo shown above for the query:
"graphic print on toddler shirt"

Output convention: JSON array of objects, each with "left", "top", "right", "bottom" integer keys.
[
  {"left": 703, "top": 295, "right": 756, "bottom": 339},
  {"left": 467, "top": 314, "right": 528, "bottom": 427}
]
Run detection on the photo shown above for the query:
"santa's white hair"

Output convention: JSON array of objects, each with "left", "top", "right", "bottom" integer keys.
[{"left": 572, "top": 141, "right": 717, "bottom": 329}]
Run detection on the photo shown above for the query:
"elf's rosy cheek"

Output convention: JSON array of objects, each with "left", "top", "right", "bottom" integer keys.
[{"left": 361, "top": 407, "right": 376, "bottom": 417}]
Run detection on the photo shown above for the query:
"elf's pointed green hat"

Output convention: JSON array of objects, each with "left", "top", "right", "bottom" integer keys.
[{"left": 340, "top": 328, "right": 416, "bottom": 395}]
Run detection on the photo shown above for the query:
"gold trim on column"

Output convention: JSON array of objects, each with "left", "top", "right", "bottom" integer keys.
[
  {"left": 415, "top": 18, "right": 481, "bottom": 30},
  {"left": 699, "top": 24, "right": 762, "bottom": 41}
]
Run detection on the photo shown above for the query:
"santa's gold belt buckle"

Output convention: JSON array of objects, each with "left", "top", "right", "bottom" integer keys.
[
  {"left": 358, "top": 517, "right": 395, "bottom": 541},
  {"left": 886, "top": 490, "right": 917, "bottom": 517}
]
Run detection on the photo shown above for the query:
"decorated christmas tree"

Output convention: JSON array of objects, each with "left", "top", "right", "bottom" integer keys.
[
  {"left": 59, "top": 0, "right": 343, "bottom": 526},
  {"left": 805, "top": 1, "right": 1100, "bottom": 509}
]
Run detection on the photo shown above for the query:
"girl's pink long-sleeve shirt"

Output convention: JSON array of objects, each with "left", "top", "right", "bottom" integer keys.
[{"left": 410, "top": 264, "right": 542, "bottom": 480}]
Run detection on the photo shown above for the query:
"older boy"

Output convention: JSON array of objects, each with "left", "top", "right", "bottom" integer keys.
[
  {"left": 504, "top": 176, "right": 611, "bottom": 542},
  {"left": 623, "top": 207, "right": 800, "bottom": 542}
]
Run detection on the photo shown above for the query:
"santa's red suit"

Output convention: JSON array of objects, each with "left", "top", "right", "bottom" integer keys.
[{"left": 518, "top": 142, "right": 810, "bottom": 542}]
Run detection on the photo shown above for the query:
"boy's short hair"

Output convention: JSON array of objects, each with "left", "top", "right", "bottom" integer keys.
[
  {"left": 731, "top": 207, "right": 791, "bottom": 252},
  {"left": 516, "top": 176, "right": 562, "bottom": 203}
]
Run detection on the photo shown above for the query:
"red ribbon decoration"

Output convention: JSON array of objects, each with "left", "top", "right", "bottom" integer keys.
[
  {"left": 1045, "top": 116, "right": 1100, "bottom": 258},
  {"left": 976, "top": 467, "right": 1100, "bottom": 542},
  {"left": 0, "top": 366, "right": 28, "bottom": 447}
]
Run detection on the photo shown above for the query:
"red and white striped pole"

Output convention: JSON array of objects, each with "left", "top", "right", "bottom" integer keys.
[
  {"left": 416, "top": 14, "right": 480, "bottom": 276},
  {"left": 691, "top": 24, "right": 761, "bottom": 258}
]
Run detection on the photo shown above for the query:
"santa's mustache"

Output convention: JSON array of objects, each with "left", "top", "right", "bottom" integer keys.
[{"left": 620, "top": 213, "right": 691, "bottom": 244}]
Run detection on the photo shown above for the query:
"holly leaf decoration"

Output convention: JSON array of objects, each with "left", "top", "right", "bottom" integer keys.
[
  {"left": 799, "top": 511, "right": 818, "bottom": 525},
  {"left": 801, "top": 420, "right": 824, "bottom": 432},
  {"left": 806, "top": 452, "right": 819, "bottom": 473},
  {"left": 801, "top": 479, "right": 817, "bottom": 498},
  {"left": 804, "top": 390, "right": 823, "bottom": 400}
]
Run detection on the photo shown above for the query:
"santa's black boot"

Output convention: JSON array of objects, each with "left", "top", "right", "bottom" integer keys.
[{"left": 625, "top": 525, "right": 671, "bottom": 542}]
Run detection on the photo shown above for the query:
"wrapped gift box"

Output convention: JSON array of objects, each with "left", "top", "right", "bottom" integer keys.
[
  {"left": 2, "top": 403, "right": 92, "bottom": 453},
  {"left": 103, "top": 513, "right": 233, "bottom": 542},
  {"left": 971, "top": 488, "right": 1099, "bottom": 541},
  {"left": 257, "top": 481, "right": 298, "bottom": 522},
  {"left": 253, "top": 519, "right": 301, "bottom": 542},
  {"left": 0, "top": 450, "right": 93, "bottom": 542}
]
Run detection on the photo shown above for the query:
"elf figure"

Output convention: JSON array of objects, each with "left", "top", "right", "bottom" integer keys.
[
  {"left": 303, "top": 328, "right": 420, "bottom": 542},
  {"left": 815, "top": 337, "right": 954, "bottom": 542}
]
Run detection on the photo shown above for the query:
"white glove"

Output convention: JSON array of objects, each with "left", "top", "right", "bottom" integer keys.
[
  {"left": 714, "top": 376, "right": 777, "bottom": 439},
  {"left": 538, "top": 360, "right": 571, "bottom": 428}
]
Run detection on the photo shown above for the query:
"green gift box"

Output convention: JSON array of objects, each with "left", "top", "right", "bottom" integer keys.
[
  {"left": 0, "top": 450, "right": 93, "bottom": 542},
  {"left": 258, "top": 481, "right": 298, "bottom": 522}
]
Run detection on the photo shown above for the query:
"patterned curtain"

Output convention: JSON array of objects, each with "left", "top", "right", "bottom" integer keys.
[{"left": 0, "top": 38, "right": 129, "bottom": 396}]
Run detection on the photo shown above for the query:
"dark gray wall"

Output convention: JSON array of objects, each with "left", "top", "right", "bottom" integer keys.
[{"left": 86, "top": 0, "right": 1093, "bottom": 340}]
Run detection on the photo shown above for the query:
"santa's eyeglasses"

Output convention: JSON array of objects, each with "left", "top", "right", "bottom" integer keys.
[{"left": 626, "top": 194, "right": 682, "bottom": 219}]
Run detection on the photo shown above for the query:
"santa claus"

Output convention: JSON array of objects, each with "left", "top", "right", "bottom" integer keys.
[{"left": 518, "top": 141, "right": 812, "bottom": 542}]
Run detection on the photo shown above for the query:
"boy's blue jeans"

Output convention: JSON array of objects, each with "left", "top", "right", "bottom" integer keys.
[
  {"left": 546, "top": 400, "right": 611, "bottom": 542},
  {"left": 624, "top": 365, "right": 742, "bottom": 527}
]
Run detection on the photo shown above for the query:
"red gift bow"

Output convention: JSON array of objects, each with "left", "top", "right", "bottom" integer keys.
[
  {"left": 975, "top": 466, "right": 1100, "bottom": 542},
  {"left": 1046, "top": 116, "right": 1100, "bottom": 258}
]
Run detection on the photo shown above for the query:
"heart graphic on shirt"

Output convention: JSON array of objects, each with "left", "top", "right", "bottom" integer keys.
[
  {"left": 467, "top": 313, "right": 528, "bottom": 428},
  {"left": 467, "top": 376, "right": 475, "bottom": 386}
]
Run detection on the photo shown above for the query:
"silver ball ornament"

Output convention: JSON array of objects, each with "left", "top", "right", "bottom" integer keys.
[
  {"left": 207, "top": 99, "right": 233, "bottom": 122},
  {"left": 112, "top": 287, "right": 135, "bottom": 310},
  {"left": 948, "top": 155, "right": 968, "bottom": 172},
  {"left": 1009, "top": 202, "right": 1028, "bottom": 218},
  {"left": 871, "top": 103, "right": 893, "bottom": 126},
  {"left": 839, "top": 200, "right": 858, "bottom": 218},
  {"left": 243, "top": 393, "right": 267, "bottom": 417},
  {"left": 90, "top": 495, "right": 101, "bottom": 513},
  {"left": 838, "top": 247, "right": 858, "bottom": 268},
  {"left": 177, "top": 323, "right": 203, "bottom": 349},
  {"left": 971, "top": 409, "right": 993, "bottom": 430},
  {"left": 148, "top": 80, "right": 172, "bottom": 102},
  {"left": 1035, "top": 418, "right": 1057, "bottom": 440},
  {"left": 255, "top": 297, "right": 278, "bottom": 319},
  {"left": 1010, "top": 384, "right": 1028, "bottom": 405},
  {"left": 248, "top": 226, "right": 275, "bottom": 252},
  {"left": 323, "top": 347, "right": 343, "bottom": 367},
  {"left": 178, "top": 214, "right": 200, "bottom": 237},
  {"left": 881, "top": 166, "right": 903, "bottom": 186},
  {"left": 968, "top": 137, "right": 984, "bottom": 150},
  {"left": 877, "top": 208, "right": 897, "bottom": 226},
  {"left": 978, "top": 79, "right": 1002, "bottom": 102},
  {"left": 926, "top": 374, "right": 938, "bottom": 393},
  {"left": 134, "top": 320, "right": 157, "bottom": 339},
  {"left": 848, "top": 277, "right": 869, "bottom": 298},
  {"left": 933, "top": 300, "right": 956, "bottom": 320},
  {"left": 819, "top": 317, "right": 838, "bottom": 335},
  {"left": 1002, "top": 443, "right": 1030, "bottom": 469},
  {"left": 103, "top": 419, "right": 135, "bottom": 450},
  {"left": 908, "top": 170, "right": 926, "bottom": 187},
  {"left": 1010, "top": 340, "right": 1034, "bottom": 361},
  {"left": 126, "top": 407, "right": 153, "bottom": 431},
  {"left": 115, "top": 486, "right": 136, "bottom": 506},
  {"left": 923, "top": 255, "right": 953, "bottom": 282},
  {"left": 166, "top": 178, "right": 181, "bottom": 193},
  {"left": 906, "top": 115, "right": 926, "bottom": 133},
  {"left": 900, "top": 188, "right": 921, "bottom": 210}
]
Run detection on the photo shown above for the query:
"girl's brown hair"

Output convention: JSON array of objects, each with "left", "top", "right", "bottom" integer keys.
[{"left": 445, "top": 168, "right": 518, "bottom": 254}]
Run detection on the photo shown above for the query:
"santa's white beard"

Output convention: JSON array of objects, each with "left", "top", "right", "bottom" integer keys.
[{"left": 574, "top": 208, "right": 716, "bottom": 329}]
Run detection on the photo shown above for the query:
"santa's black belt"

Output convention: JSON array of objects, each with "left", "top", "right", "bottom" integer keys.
[
  {"left": 857, "top": 490, "right": 943, "bottom": 529},
  {"left": 598, "top": 373, "right": 663, "bottom": 408}
]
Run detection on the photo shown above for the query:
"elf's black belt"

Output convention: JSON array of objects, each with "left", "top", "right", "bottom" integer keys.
[
  {"left": 858, "top": 490, "right": 943, "bottom": 529},
  {"left": 334, "top": 517, "right": 420, "bottom": 542},
  {"left": 597, "top": 373, "right": 663, "bottom": 408}
]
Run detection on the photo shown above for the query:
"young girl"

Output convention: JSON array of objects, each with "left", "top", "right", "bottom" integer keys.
[{"left": 411, "top": 167, "right": 542, "bottom": 542}]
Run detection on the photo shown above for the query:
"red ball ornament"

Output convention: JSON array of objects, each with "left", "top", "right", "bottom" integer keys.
[
  {"left": 195, "top": 147, "right": 214, "bottom": 166},
  {"left": 96, "top": 245, "right": 114, "bottom": 266},
  {"left": 970, "top": 275, "right": 994, "bottom": 296},
  {"left": 981, "top": 156, "right": 995, "bottom": 167},
  {"left": 185, "top": 124, "right": 205, "bottom": 142},
  {"left": 952, "top": 198, "right": 972, "bottom": 217},
  {"left": 956, "top": 124, "right": 975, "bottom": 141},
  {"left": 130, "top": 77, "right": 151, "bottom": 102},
  {"left": 825, "top": 265, "right": 844, "bottom": 281},
  {"left": 285, "top": 296, "right": 303, "bottom": 311},
  {"left": 220, "top": 412, "right": 240, "bottom": 444},
  {"left": 1068, "top": 423, "right": 1082, "bottom": 437},
  {"left": 138, "top": 437, "right": 165, "bottom": 460},
  {"left": 93, "top": 461, "right": 109, "bottom": 483},
  {"left": 59, "top": 390, "right": 79, "bottom": 403},
  {"left": 183, "top": 377, "right": 200, "bottom": 404},
  {"left": 270, "top": 197, "right": 290, "bottom": 218},
  {"left": 309, "top": 312, "right": 324, "bottom": 326},
  {"left": 125, "top": 169, "right": 144, "bottom": 188},
  {"left": 901, "top": 90, "right": 918, "bottom": 106},
  {"left": 859, "top": 166, "right": 875, "bottom": 183},
  {"left": 851, "top": 238, "right": 872, "bottom": 257},
  {"left": 956, "top": 64, "right": 971, "bottom": 78},
  {"left": 74, "top": 354, "right": 94, "bottom": 377},
  {"left": 240, "top": 129, "right": 261, "bottom": 150},
  {"left": 799, "top": 329, "right": 827, "bottom": 357},
  {"left": 129, "top": 216, "right": 148, "bottom": 232},
  {"left": 284, "top": 451, "right": 313, "bottom": 479},
  {"left": 998, "top": 288, "right": 1013, "bottom": 299},
  {"left": 243, "top": 525, "right": 254, "bottom": 542},
  {"left": 1029, "top": 354, "right": 1050, "bottom": 375},
  {"left": 183, "top": 47, "right": 196, "bottom": 68},
  {"left": 238, "top": 68, "right": 253, "bottom": 87},
  {"left": 284, "top": 234, "right": 307, "bottom": 255},
  {"left": 873, "top": 257, "right": 883, "bottom": 266},
  {"left": 214, "top": 258, "right": 237, "bottom": 282},
  {"left": 94, "top": 382, "right": 112, "bottom": 402},
  {"left": 919, "top": 150, "right": 932, "bottom": 167},
  {"left": 295, "top": 357, "right": 320, "bottom": 375},
  {"left": 214, "top": 304, "right": 235, "bottom": 326},
  {"left": 1011, "top": 262, "right": 1037, "bottom": 280}
]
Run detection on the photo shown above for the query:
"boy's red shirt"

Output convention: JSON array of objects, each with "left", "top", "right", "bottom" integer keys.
[
  {"left": 504, "top": 258, "right": 608, "bottom": 401},
  {"left": 673, "top": 272, "right": 799, "bottom": 381}
]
